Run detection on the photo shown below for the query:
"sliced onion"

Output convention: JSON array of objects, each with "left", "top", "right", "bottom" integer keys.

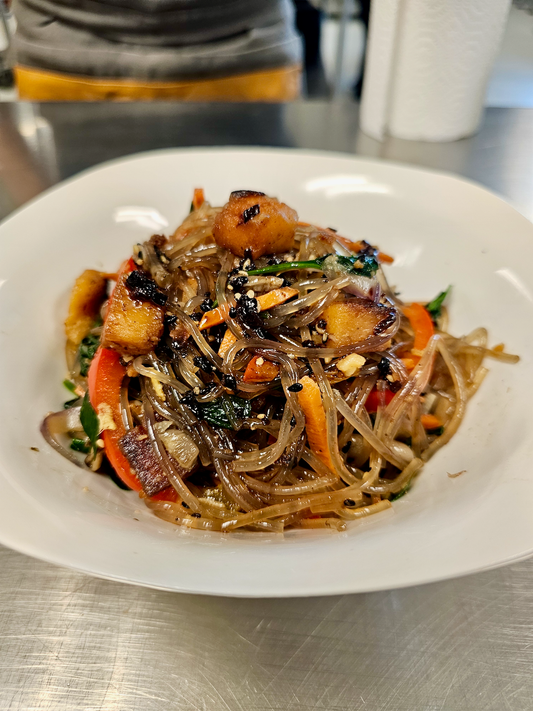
[
  {"left": 160, "top": 430, "right": 199, "bottom": 470},
  {"left": 40, "top": 407, "right": 85, "bottom": 468}
]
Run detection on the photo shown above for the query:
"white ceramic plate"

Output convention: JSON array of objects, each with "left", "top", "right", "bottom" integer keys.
[{"left": 0, "top": 147, "right": 532, "bottom": 597}]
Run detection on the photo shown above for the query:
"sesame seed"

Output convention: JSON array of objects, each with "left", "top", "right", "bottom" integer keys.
[
  {"left": 246, "top": 289, "right": 255, "bottom": 298},
  {"left": 288, "top": 354, "right": 295, "bottom": 359},
  {"left": 243, "top": 259, "right": 251, "bottom": 269},
  {"left": 238, "top": 270, "right": 248, "bottom": 277},
  {"left": 288, "top": 382, "right": 303, "bottom": 393},
  {"left": 344, "top": 498, "right": 356, "bottom": 507},
  {"left": 96, "top": 439, "right": 105, "bottom": 448},
  {"left": 257, "top": 414, "right": 266, "bottom": 420},
  {"left": 235, "top": 293, "right": 242, "bottom": 301},
  {"left": 322, "top": 333, "right": 328, "bottom": 342},
  {"left": 228, "top": 284, "right": 233, "bottom": 291},
  {"left": 256, "top": 357, "right": 264, "bottom": 366},
  {"left": 193, "top": 387, "right": 200, "bottom": 395}
]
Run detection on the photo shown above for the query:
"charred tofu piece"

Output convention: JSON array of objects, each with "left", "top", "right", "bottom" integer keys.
[
  {"left": 101, "top": 269, "right": 164, "bottom": 356},
  {"left": 119, "top": 426, "right": 169, "bottom": 496},
  {"left": 65, "top": 270, "right": 107, "bottom": 346},
  {"left": 213, "top": 191, "right": 298, "bottom": 259},
  {"left": 322, "top": 299, "right": 396, "bottom": 348}
]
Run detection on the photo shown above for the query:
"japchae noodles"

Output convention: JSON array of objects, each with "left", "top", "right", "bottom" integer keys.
[{"left": 41, "top": 189, "right": 519, "bottom": 533}]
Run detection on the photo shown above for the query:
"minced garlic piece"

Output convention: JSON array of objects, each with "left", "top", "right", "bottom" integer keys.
[
  {"left": 337, "top": 353, "right": 366, "bottom": 378},
  {"left": 97, "top": 403, "right": 117, "bottom": 432},
  {"left": 149, "top": 376, "right": 166, "bottom": 401}
]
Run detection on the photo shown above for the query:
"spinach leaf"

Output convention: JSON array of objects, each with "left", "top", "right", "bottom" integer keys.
[
  {"left": 182, "top": 392, "right": 252, "bottom": 429},
  {"left": 79, "top": 332, "right": 100, "bottom": 377},
  {"left": 70, "top": 438, "right": 90, "bottom": 454},
  {"left": 80, "top": 393, "right": 100, "bottom": 454},
  {"left": 426, "top": 286, "right": 451, "bottom": 323},
  {"left": 63, "top": 379, "right": 77, "bottom": 394},
  {"left": 63, "top": 380, "right": 80, "bottom": 408},
  {"left": 247, "top": 258, "right": 327, "bottom": 276},
  {"left": 390, "top": 483, "right": 412, "bottom": 501},
  {"left": 201, "top": 395, "right": 252, "bottom": 429},
  {"left": 247, "top": 252, "right": 379, "bottom": 279},
  {"left": 336, "top": 253, "right": 379, "bottom": 278}
]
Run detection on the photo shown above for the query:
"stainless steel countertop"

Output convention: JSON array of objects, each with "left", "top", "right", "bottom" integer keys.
[{"left": 1, "top": 101, "right": 533, "bottom": 711}]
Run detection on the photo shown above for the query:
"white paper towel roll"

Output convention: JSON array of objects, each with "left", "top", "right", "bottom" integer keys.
[{"left": 360, "top": 0, "right": 512, "bottom": 142}]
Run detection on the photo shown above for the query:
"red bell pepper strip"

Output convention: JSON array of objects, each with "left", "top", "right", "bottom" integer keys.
[
  {"left": 88, "top": 347, "right": 178, "bottom": 499},
  {"left": 87, "top": 256, "right": 142, "bottom": 490},
  {"left": 365, "top": 388, "right": 394, "bottom": 414},
  {"left": 88, "top": 346, "right": 141, "bottom": 491},
  {"left": 88, "top": 256, "right": 180, "bottom": 498},
  {"left": 149, "top": 487, "right": 180, "bottom": 503}
]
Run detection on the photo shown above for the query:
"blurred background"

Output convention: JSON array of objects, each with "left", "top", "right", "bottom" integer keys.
[{"left": 0, "top": 0, "right": 532, "bottom": 106}]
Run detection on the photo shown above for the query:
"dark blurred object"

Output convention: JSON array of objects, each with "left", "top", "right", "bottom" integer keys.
[
  {"left": 0, "top": 0, "right": 14, "bottom": 88},
  {"left": 0, "top": 67, "right": 13, "bottom": 87},
  {"left": 514, "top": 0, "right": 533, "bottom": 13},
  {"left": 299, "top": 0, "right": 369, "bottom": 98},
  {"left": 354, "top": 0, "right": 370, "bottom": 98},
  {"left": 293, "top": 0, "right": 328, "bottom": 95},
  {"left": 294, "top": 0, "right": 321, "bottom": 67},
  {"left": 12, "top": 0, "right": 303, "bottom": 101}
]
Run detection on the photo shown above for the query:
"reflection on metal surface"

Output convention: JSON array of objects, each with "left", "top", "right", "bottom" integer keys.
[
  {"left": 0, "top": 104, "right": 58, "bottom": 218},
  {"left": 12, "top": 103, "right": 59, "bottom": 186},
  {"left": 355, "top": 126, "right": 475, "bottom": 177},
  {"left": 305, "top": 174, "right": 391, "bottom": 196},
  {"left": 497, "top": 267, "right": 533, "bottom": 302},
  {"left": 113, "top": 206, "right": 169, "bottom": 231},
  {"left": 1, "top": 545, "right": 533, "bottom": 710}
]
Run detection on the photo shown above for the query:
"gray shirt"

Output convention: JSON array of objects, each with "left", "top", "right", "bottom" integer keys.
[{"left": 12, "top": 0, "right": 302, "bottom": 79}]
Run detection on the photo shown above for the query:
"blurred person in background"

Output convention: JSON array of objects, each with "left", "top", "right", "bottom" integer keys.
[{"left": 10, "top": 0, "right": 302, "bottom": 101}]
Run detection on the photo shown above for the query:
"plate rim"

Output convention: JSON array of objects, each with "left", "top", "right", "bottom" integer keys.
[{"left": 1, "top": 145, "right": 532, "bottom": 597}]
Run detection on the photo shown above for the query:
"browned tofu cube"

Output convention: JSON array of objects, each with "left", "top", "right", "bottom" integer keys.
[
  {"left": 65, "top": 269, "right": 107, "bottom": 346},
  {"left": 101, "top": 270, "right": 164, "bottom": 356},
  {"left": 213, "top": 192, "right": 298, "bottom": 259},
  {"left": 322, "top": 299, "right": 396, "bottom": 348}
]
